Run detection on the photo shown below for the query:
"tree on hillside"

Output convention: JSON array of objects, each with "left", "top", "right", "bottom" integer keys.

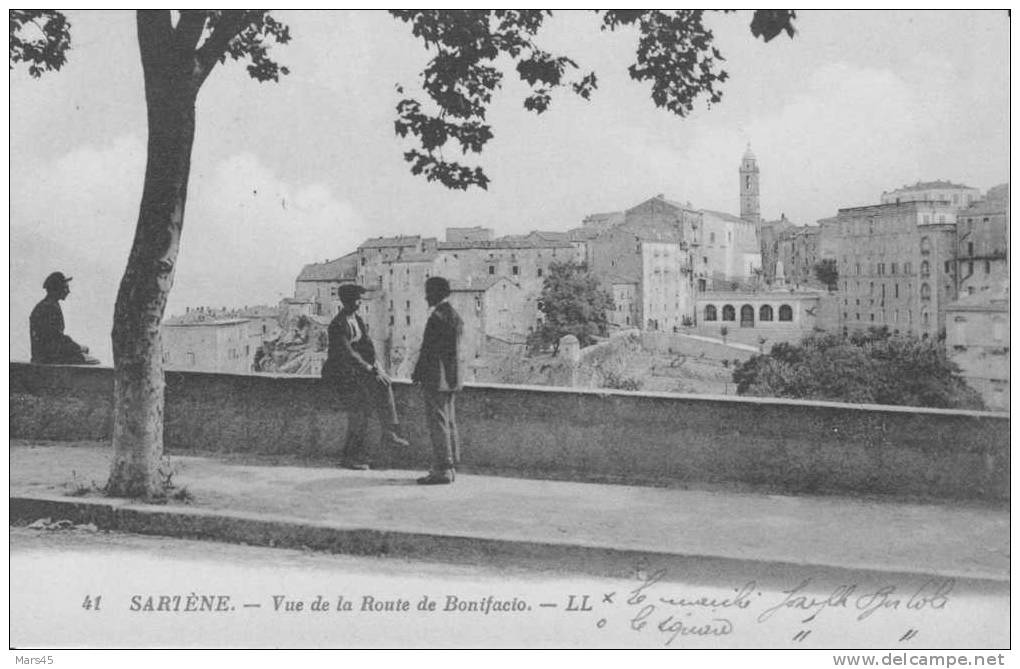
[
  {"left": 529, "top": 261, "right": 614, "bottom": 353},
  {"left": 731, "top": 328, "right": 984, "bottom": 409},
  {"left": 813, "top": 258, "right": 839, "bottom": 291},
  {"left": 11, "top": 9, "right": 795, "bottom": 498}
]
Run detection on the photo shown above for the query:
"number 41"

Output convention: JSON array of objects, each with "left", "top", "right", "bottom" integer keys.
[{"left": 82, "top": 595, "right": 102, "bottom": 611}]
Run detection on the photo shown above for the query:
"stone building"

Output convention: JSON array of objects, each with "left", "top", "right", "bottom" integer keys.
[
  {"left": 955, "top": 184, "right": 1008, "bottom": 298},
  {"left": 696, "top": 209, "right": 762, "bottom": 290},
  {"left": 588, "top": 219, "right": 693, "bottom": 332},
  {"left": 830, "top": 200, "right": 958, "bottom": 338},
  {"left": 361, "top": 232, "right": 579, "bottom": 373},
  {"left": 881, "top": 180, "right": 980, "bottom": 209},
  {"left": 294, "top": 251, "right": 359, "bottom": 317},
  {"left": 945, "top": 292, "right": 1009, "bottom": 411},
  {"left": 162, "top": 316, "right": 261, "bottom": 374}
]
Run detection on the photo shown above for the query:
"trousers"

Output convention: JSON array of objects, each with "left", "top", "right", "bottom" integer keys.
[
  {"left": 342, "top": 373, "right": 400, "bottom": 462},
  {"left": 422, "top": 387, "right": 460, "bottom": 471}
]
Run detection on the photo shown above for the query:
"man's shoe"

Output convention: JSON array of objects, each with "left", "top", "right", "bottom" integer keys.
[
  {"left": 385, "top": 431, "right": 410, "bottom": 448},
  {"left": 341, "top": 462, "right": 370, "bottom": 471},
  {"left": 416, "top": 470, "right": 454, "bottom": 485}
]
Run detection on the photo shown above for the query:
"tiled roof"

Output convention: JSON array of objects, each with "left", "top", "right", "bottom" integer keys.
[
  {"left": 164, "top": 317, "right": 251, "bottom": 327},
  {"left": 358, "top": 235, "right": 421, "bottom": 249},
  {"left": 700, "top": 209, "right": 751, "bottom": 224},
  {"left": 296, "top": 253, "right": 359, "bottom": 282},
  {"left": 438, "top": 237, "right": 573, "bottom": 250},
  {"left": 889, "top": 180, "right": 974, "bottom": 192}
]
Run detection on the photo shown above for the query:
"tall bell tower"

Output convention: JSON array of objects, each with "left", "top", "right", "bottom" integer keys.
[{"left": 740, "top": 143, "right": 760, "bottom": 224}]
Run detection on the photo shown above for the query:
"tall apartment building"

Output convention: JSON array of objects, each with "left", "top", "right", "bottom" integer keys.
[
  {"left": 945, "top": 292, "right": 1009, "bottom": 411},
  {"left": 588, "top": 203, "right": 694, "bottom": 331},
  {"left": 349, "top": 231, "right": 581, "bottom": 374},
  {"left": 955, "top": 184, "right": 1009, "bottom": 297},
  {"left": 881, "top": 180, "right": 980, "bottom": 209},
  {"left": 831, "top": 201, "right": 958, "bottom": 338}
]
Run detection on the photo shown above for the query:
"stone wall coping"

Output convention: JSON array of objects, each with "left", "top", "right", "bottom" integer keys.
[{"left": 11, "top": 361, "right": 1009, "bottom": 420}]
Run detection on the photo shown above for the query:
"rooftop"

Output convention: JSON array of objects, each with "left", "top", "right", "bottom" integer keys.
[
  {"left": 700, "top": 209, "right": 753, "bottom": 224},
  {"left": 887, "top": 180, "right": 975, "bottom": 193},
  {"left": 295, "top": 253, "right": 359, "bottom": 282},
  {"left": 358, "top": 235, "right": 422, "bottom": 249},
  {"left": 438, "top": 237, "right": 573, "bottom": 250},
  {"left": 164, "top": 317, "right": 251, "bottom": 327}
]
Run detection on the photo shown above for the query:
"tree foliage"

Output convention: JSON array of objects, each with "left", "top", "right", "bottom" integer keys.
[
  {"left": 392, "top": 9, "right": 795, "bottom": 189},
  {"left": 529, "top": 261, "right": 614, "bottom": 352},
  {"left": 813, "top": 258, "right": 839, "bottom": 291},
  {"left": 732, "top": 327, "right": 984, "bottom": 409},
  {"left": 9, "top": 10, "right": 72, "bottom": 77}
]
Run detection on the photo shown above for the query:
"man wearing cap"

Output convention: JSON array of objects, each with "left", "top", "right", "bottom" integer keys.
[
  {"left": 29, "top": 271, "right": 99, "bottom": 365},
  {"left": 412, "top": 276, "right": 463, "bottom": 485},
  {"left": 324, "top": 283, "right": 409, "bottom": 470}
]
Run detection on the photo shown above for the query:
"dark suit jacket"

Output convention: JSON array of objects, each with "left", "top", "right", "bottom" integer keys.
[
  {"left": 323, "top": 311, "right": 375, "bottom": 385},
  {"left": 413, "top": 301, "right": 463, "bottom": 392},
  {"left": 29, "top": 298, "right": 86, "bottom": 364}
]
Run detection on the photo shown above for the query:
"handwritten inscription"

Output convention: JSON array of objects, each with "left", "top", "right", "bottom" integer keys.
[{"left": 83, "top": 570, "right": 958, "bottom": 647}]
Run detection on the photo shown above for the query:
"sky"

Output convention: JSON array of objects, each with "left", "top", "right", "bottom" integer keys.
[{"left": 9, "top": 10, "right": 1010, "bottom": 363}]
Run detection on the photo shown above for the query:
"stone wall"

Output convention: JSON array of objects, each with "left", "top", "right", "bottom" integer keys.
[{"left": 10, "top": 362, "right": 1009, "bottom": 501}]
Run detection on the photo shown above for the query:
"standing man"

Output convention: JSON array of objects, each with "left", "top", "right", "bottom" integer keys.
[
  {"left": 29, "top": 271, "right": 99, "bottom": 365},
  {"left": 412, "top": 276, "right": 463, "bottom": 485},
  {"left": 324, "top": 284, "right": 409, "bottom": 470}
]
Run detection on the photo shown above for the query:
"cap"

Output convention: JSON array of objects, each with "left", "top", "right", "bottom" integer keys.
[
  {"left": 425, "top": 276, "right": 451, "bottom": 297},
  {"left": 338, "top": 284, "right": 367, "bottom": 302},
  {"left": 43, "top": 271, "right": 72, "bottom": 291}
]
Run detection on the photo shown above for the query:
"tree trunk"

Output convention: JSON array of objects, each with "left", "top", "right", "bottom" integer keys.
[{"left": 106, "top": 38, "right": 197, "bottom": 498}]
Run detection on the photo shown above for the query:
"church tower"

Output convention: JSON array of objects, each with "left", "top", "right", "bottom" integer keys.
[{"left": 739, "top": 143, "right": 760, "bottom": 224}]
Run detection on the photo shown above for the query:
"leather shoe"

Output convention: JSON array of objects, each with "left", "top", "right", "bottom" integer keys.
[
  {"left": 416, "top": 470, "right": 454, "bottom": 485},
  {"left": 341, "top": 462, "right": 370, "bottom": 471}
]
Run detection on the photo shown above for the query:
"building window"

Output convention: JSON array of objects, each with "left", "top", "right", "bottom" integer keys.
[
  {"left": 856, "top": 264, "right": 861, "bottom": 275},
  {"left": 389, "top": 315, "right": 394, "bottom": 326},
  {"left": 920, "top": 261, "right": 930, "bottom": 277},
  {"left": 891, "top": 262, "right": 898, "bottom": 275},
  {"left": 704, "top": 305, "right": 717, "bottom": 321},
  {"left": 537, "top": 268, "right": 543, "bottom": 277},
  {"left": 968, "top": 242, "right": 974, "bottom": 256},
  {"left": 512, "top": 265, "right": 519, "bottom": 275},
  {"left": 922, "top": 311, "right": 930, "bottom": 326},
  {"left": 894, "top": 284, "right": 900, "bottom": 298},
  {"left": 985, "top": 260, "right": 991, "bottom": 274},
  {"left": 904, "top": 262, "right": 912, "bottom": 274},
  {"left": 760, "top": 305, "right": 774, "bottom": 321},
  {"left": 779, "top": 305, "right": 793, "bottom": 321},
  {"left": 722, "top": 305, "right": 736, "bottom": 321},
  {"left": 920, "top": 283, "right": 931, "bottom": 301},
  {"left": 488, "top": 265, "right": 495, "bottom": 275},
  {"left": 406, "top": 315, "right": 411, "bottom": 326},
  {"left": 920, "top": 236, "right": 931, "bottom": 254}
]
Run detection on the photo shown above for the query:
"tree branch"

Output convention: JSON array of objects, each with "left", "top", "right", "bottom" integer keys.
[
  {"left": 194, "top": 10, "right": 248, "bottom": 83},
  {"left": 174, "top": 10, "right": 207, "bottom": 56}
]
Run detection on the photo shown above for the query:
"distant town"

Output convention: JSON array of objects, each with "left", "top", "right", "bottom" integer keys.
[{"left": 162, "top": 146, "right": 1009, "bottom": 410}]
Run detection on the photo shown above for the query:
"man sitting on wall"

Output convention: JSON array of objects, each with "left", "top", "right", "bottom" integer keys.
[{"left": 29, "top": 271, "right": 99, "bottom": 365}]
